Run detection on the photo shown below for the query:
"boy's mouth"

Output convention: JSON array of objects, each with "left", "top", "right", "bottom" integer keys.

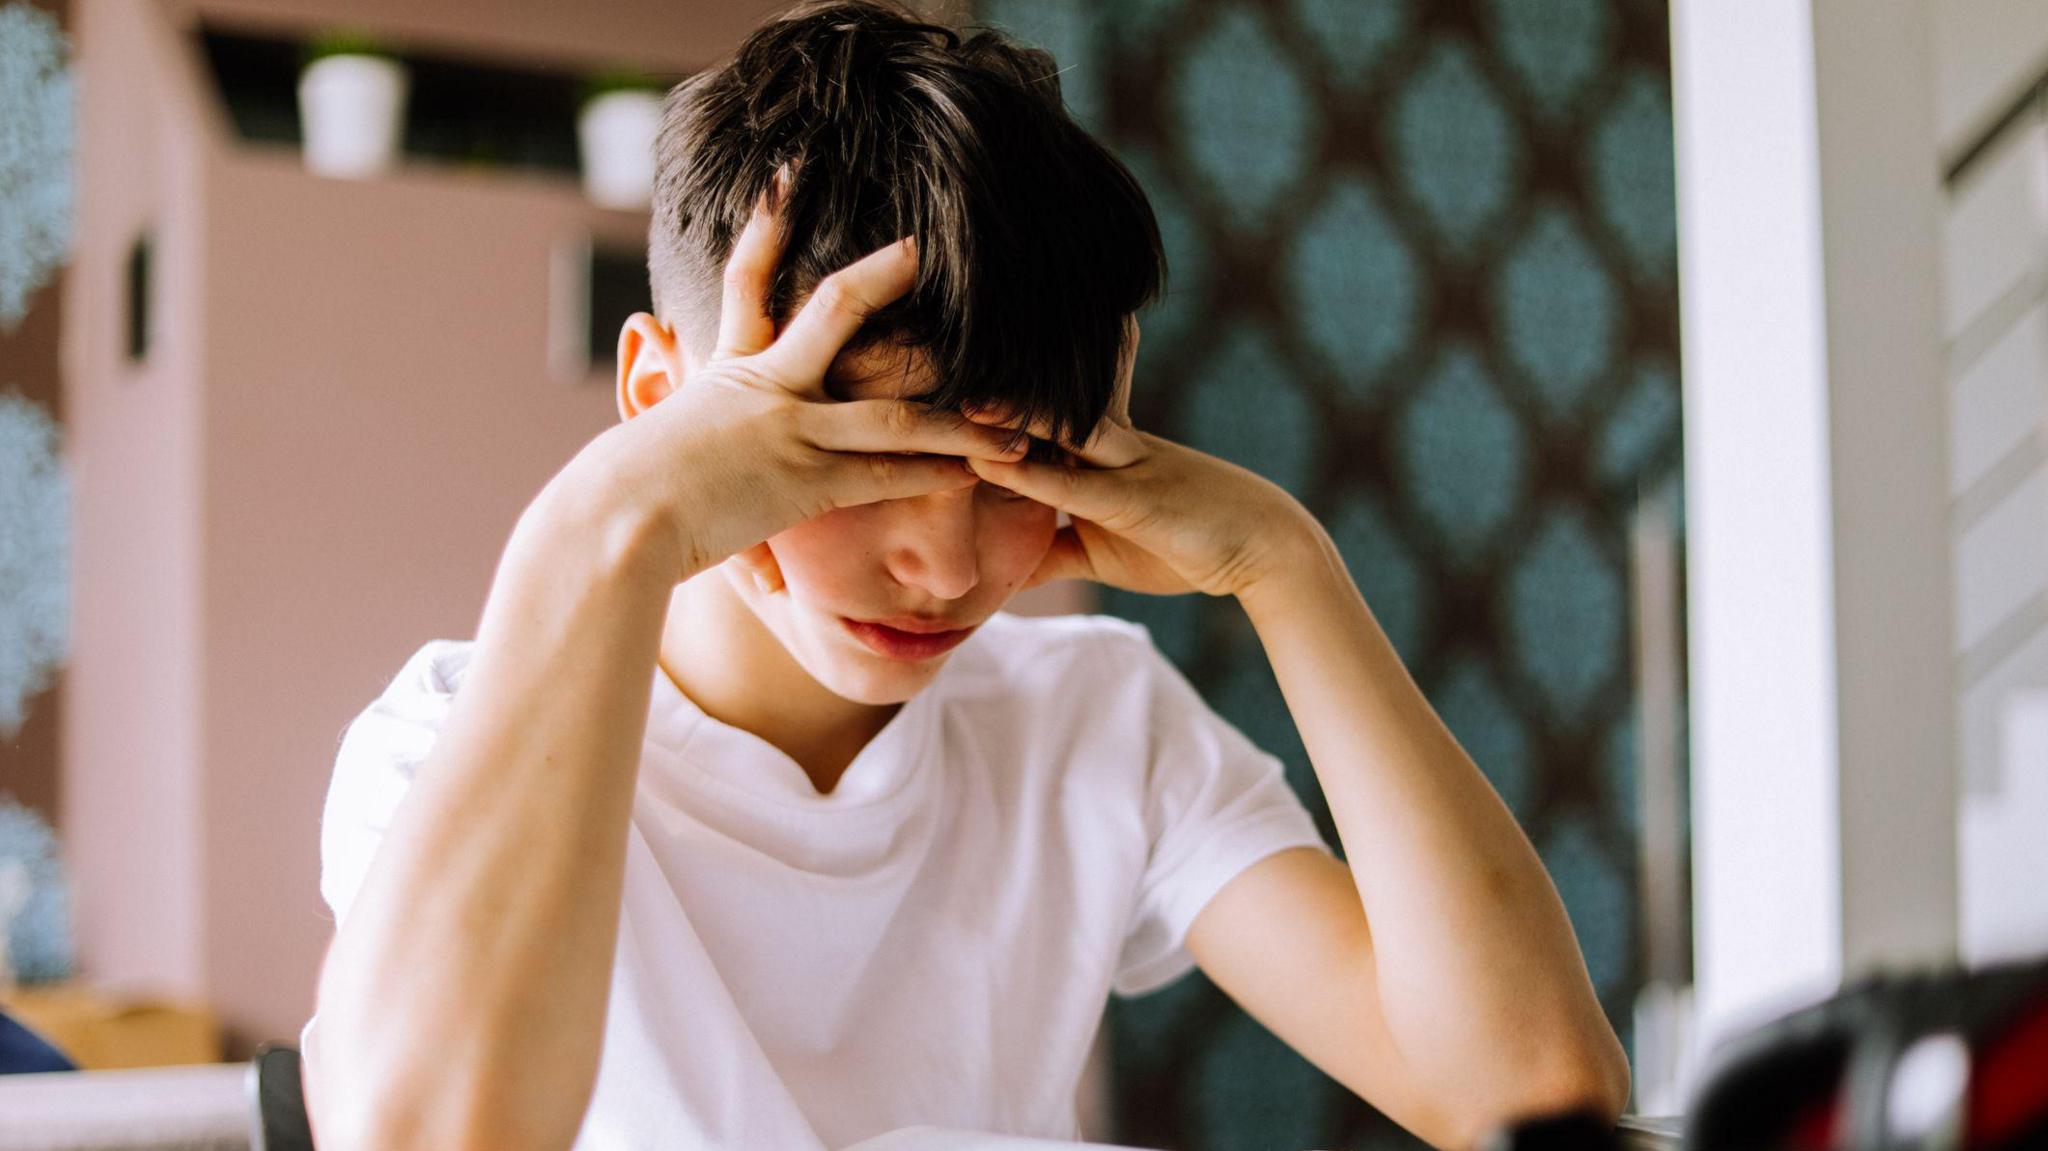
[{"left": 840, "top": 615, "right": 978, "bottom": 661}]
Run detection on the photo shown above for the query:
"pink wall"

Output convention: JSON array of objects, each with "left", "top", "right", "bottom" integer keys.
[
  {"left": 64, "top": 0, "right": 215, "bottom": 1004},
  {"left": 198, "top": 152, "right": 635, "bottom": 1048},
  {"left": 65, "top": 0, "right": 790, "bottom": 1051}
]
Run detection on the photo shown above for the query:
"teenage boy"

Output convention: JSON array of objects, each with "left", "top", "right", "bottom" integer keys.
[{"left": 300, "top": 4, "right": 1629, "bottom": 1149}]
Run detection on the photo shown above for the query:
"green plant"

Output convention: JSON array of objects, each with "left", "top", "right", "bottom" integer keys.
[{"left": 302, "top": 28, "right": 396, "bottom": 66}]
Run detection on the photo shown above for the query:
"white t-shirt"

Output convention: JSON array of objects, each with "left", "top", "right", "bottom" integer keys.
[{"left": 305, "top": 612, "right": 1330, "bottom": 1150}]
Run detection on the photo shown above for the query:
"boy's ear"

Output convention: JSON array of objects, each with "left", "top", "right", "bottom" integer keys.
[{"left": 616, "top": 312, "right": 690, "bottom": 422}]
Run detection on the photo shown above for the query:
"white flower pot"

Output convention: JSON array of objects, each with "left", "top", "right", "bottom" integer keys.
[
  {"left": 578, "top": 90, "right": 662, "bottom": 210},
  {"left": 298, "top": 54, "right": 409, "bottom": 179}
]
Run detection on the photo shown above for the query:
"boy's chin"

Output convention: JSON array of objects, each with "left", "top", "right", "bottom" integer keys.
[
  {"left": 755, "top": 593, "right": 954, "bottom": 706},
  {"left": 802, "top": 622, "right": 954, "bottom": 704},
  {"left": 802, "top": 650, "right": 946, "bottom": 707}
]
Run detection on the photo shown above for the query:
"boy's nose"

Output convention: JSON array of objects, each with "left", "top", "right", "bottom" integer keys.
[{"left": 883, "top": 488, "right": 981, "bottom": 601}]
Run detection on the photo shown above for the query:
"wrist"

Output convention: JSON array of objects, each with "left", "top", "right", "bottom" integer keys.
[
  {"left": 523, "top": 455, "right": 692, "bottom": 589},
  {"left": 1236, "top": 511, "right": 1350, "bottom": 620}
]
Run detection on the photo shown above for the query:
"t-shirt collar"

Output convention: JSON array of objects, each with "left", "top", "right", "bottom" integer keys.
[{"left": 639, "top": 652, "right": 949, "bottom": 814}]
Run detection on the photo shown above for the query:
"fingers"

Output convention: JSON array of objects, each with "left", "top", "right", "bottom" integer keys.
[
  {"left": 802, "top": 399, "right": 1030, "bottom": 462},
  {"left": 1023, "top": 525, "right": 1094, "bottom": 588},
  {"left": 962, "top": 401, "right": 1144, "bottom": 469},
  {"left": 755, "top": 237, "right": 920, "bottom": 386},
  {"left": 966, "top": 455, "right": 1120, "bottom": 524},
  {"left": 959, "top": 316, "right": 1144, "bottom": 466},
  {"left": 828, "top": 452, "right": 980, "bottom": 510},
  {"left": 1108, "top": 315, "right": 1140, "bottom": 425},
  {"left": 713, "top": 180, "right": 789, "bottom": 360}
]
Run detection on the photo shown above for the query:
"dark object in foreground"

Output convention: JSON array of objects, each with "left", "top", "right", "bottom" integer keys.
[
  {"left": 252, "top": 1043, "right": 314, "bottom": 1151},
  {"left": 1687, "top": 955, "right": 2048, "bottom": 1151},
  {"left": 0, "top": 1007, "right": 76, "bottom": 1075},
  {"left": 1481, "top": 1110, "right": 1626, "bottom": 1151}
]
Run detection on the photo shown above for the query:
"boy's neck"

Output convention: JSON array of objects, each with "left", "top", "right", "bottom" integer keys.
[{"left": 658, "top": 571, "right": 902, "bottom": 796}]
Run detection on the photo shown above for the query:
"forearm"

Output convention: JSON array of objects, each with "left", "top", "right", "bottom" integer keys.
[
  {"left": 1239, "top": 525, "right": 1628, "bottom": 1126},
  {"left": 308, "top": 462, "right": 682, "bottom": 1151}
]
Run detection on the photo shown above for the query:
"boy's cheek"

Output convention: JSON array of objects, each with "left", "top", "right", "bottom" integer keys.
[{"left": 979, "top": 501, "right": 1060, "bottom": 592}]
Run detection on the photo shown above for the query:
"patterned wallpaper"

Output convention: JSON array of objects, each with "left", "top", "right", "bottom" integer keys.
[
  {"left": 0, "top": 2, "right": 72, "bottom": 331},
  {"left": 0, "top": 390, "right": 66, "bottom": 742},
  {"left": 0, "top": 0, "right": 70, "bottom": 753},
  {"left": 977, "top": 1, "right": 1683, "bottom": 1147},
  {"left": 0, "top": 0, "right": 1683, "bottom": 1132},
  {"left": 0, "top": 0, "right": 75, "bottom": 985}
]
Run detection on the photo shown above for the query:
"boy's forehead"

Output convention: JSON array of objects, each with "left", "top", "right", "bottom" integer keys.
[{"left": 823, "top": 339, "right": 941, "bottom": 403}]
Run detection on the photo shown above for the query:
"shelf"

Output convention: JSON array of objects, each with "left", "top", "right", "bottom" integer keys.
[{"left": 196, "top": 24, "right": 685, "bottom": 181}]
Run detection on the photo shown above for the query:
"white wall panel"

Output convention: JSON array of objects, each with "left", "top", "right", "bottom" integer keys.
[
  {"left": 1950, "top": 301, "right": 2048, "bottom": 498},
  {"left": 1962, "top": 687, "right": 2048, "bottom": 961},
  {"left": 1943, "top": 122, "right": 2048, "bottom": 341},
  {"left": 1954, "top": 468, "right": 2048, "bottom": 653}
]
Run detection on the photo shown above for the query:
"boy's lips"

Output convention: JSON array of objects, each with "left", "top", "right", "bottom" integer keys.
[
  {"left": 847, "top": 614, "right": 974, "bottom": 630},
  {"left": 840, "top": 615, "right": 979, "bottom": 661}
]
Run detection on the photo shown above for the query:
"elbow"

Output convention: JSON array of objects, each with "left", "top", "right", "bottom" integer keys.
[
  {"left": 1446, "top": 1028, "right": 1633, "bottom": 1149},
  {"left": 1585, "top": 1021, "right": 1635, "bottom": 1121},
  {"left": 1525, "top": 1039, "right": 1632, "bottom": 1127},
  {"left": 1490, "top": 1032, "right": 1630, "bottom": 1138}
]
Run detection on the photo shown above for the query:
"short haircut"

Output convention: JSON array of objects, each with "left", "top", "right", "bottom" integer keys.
[{"left": 648, "top": 0, "right": 1166, "bottom": 448}]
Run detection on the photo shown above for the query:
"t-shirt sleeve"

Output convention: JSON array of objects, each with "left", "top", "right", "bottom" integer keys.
[
  {"left": 302, "top": 641, "right": 468, "bottom": 1054},
  {"left": 1108, "top": 628, "right": 1333, "bottom": 998},
  {"left": 314, "top": 640, "right": 471, "bottom": 930}
]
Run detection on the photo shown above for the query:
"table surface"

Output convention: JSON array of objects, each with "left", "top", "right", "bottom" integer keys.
[
  {"left": 0, "top": 1063, "right": 1687, "bottom": 1151},
  {"left": 0, "top": 1063, "right": 248, "bottom": 1151}
]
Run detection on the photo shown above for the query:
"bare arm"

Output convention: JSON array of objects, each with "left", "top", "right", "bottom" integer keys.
[
  {"left": 303, "top": 474, "right": 678, "bottom": 1151},
  {"left": 302, "top": 194, "right": 1027, "bottom": 1151},
  {"left": 1191, "top": 532, "right": 1629, "bottom": 1146},
  {"left": 961, "top": 318, "right": 1628, "bottom": 1147}
]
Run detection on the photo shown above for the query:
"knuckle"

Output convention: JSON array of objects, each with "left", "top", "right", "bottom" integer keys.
[
  {"left": 884, "top": 401, "right": 922, "bottom": 438},
  {"left": 865, "top": 452, "right": 899, "bottom": 488},
  {"left": 778, "top": 393, "right": 811, "bottom": 430},
  {"left": 1055, "top": 462, "right": 1083, "bottom": 497},
  {"left": 813, "top": 275, "right": 871, "bottom": 321},
  {"left": 721, "top": 259, "right": 765, "bottom": 298},
  {"left": 769, "top": 400, "right": 809, "bottom": 443},
  {"left": 741, "top": 361, "right": 792, "bottom": 394}
]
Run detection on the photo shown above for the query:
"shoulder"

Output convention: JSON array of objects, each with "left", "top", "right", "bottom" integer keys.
[
  {"left": 362, "top": 638, "right": 475, "bottom": 726},
  {"left": 335, "top": 639, "right": 474, "bottom": 775},
  {"left": 383, "top": 639, "right": 475, "bottom": 704}
]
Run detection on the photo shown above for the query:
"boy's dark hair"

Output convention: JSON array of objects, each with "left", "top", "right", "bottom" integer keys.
[{"left": 649, "top": 0, "right": 1165, "bottom": 448}]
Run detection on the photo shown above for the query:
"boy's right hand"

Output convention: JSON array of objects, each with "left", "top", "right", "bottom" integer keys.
[{"left": 559, "top": 188, "right": 1026, "bottom": 582}]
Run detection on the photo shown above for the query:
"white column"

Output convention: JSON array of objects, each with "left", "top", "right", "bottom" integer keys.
[{"left": 1672, "top": 0, "right": 1958, "bottom": 1047}]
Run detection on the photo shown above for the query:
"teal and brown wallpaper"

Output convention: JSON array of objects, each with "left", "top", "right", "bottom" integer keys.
[
  {"left": 977, "top": 0, "right": 1683, "bottom": 1146},
  {"left": 0, "top": 0, "right": 76, "bottom": 985},
  {"left": 0, "top": 0, "right": 1681, "bottom": 1138}
]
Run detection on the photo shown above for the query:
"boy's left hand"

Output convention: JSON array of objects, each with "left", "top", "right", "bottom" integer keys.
[{"left": 962, "top": 318, "right": 1323, "bottom": 599}]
